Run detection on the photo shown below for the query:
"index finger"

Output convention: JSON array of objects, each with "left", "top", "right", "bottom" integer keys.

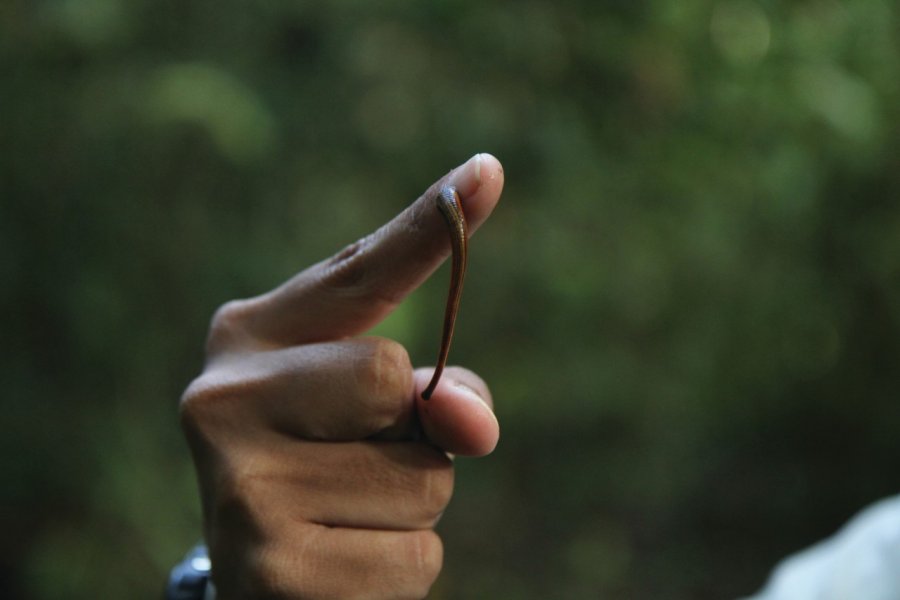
[{"left": 228, "top": 153, "right": 504, "bottom": 348}]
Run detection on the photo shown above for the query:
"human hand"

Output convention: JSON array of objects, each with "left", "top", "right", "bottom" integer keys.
[{"left": 180, "top": 154, "right": 504, "bottom": 599}]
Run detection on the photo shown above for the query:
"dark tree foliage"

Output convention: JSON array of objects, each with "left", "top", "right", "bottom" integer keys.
[{"left": 2, "top": 1, "right": 898, "bottom": 598}]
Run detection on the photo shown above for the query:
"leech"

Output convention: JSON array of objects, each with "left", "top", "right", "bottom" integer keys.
[{"left": 421, "top": 186, "right": 469, "bottom": 400}]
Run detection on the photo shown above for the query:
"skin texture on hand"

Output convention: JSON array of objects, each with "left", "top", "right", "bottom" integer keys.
[{"left": 180, "top": 154, "right": 504, "bottom": 599}]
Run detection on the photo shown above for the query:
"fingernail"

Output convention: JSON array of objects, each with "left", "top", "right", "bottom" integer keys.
[
  {"left": 448, "top": 153, "right": 483, "bottom": 189},
  {"left": 452, "top": 379, "right": 493, "bottom": 414}
]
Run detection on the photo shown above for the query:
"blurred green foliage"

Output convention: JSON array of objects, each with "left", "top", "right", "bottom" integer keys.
[{"left": 3, "top": 0, "right": 899, "bottom": 598}]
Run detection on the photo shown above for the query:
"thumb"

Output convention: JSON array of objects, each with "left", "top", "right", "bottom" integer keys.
[{"left": 414, "top": 367, "right": 499, "bottom": 457}]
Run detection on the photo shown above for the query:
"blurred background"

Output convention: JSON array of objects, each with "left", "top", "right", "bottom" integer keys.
[{"left": 3, "top": 0, "right": 899, "bottom": 598}]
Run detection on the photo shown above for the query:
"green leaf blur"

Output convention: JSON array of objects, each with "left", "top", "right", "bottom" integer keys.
[{"left": 3, "top": 1, "right": 899, "bottom": 598}]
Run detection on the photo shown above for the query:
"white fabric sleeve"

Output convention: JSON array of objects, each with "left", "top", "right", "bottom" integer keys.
[{"left": 743, "top": 495, "right": 900, "bottom": 600}]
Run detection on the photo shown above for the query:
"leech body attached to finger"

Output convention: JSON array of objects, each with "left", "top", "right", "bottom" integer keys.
[{"left": 421, "top": 186, "right": 469, "bottom": 400}]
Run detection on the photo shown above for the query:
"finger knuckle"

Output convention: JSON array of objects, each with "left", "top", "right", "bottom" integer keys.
[
  {"left": 407, "top": 530, "right": 444, "bottom": 596},
  {"left": 321, "top": 235, "right": 405, "bottom": 307},
  {"left": 323, "top": 237, "right": 370, "bottom": 289},
  {"left": 178, "top": 375, "right": 217, "bottom": 434},
  {"left": 398, "top": 449, "right": 454, "bottom": 522},
  {"left": 206, "top": 299, "right": 252, "bottom": 352},
  {"left": 356, "top": 337, "right": 412, "bottom": 416},
  {"left": 179, "top": 371, "right": 244, "bottom": 436},
  {"left": 421, "top": 456, "right": 454, "bottom": 518}
]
